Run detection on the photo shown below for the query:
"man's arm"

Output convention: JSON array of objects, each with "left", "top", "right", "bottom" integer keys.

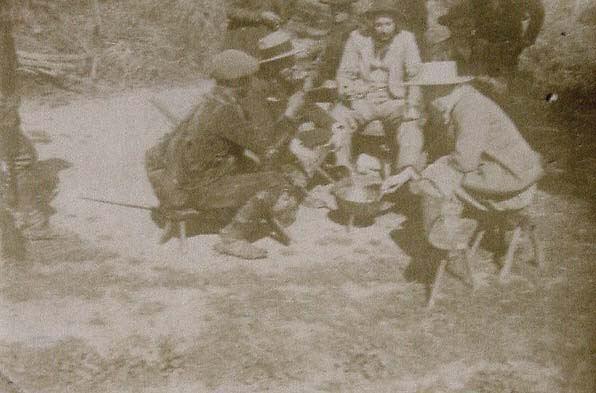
[
  {"left": 403, "top": 31, "right": 423, "bottom": 117},
  {"left": 213, "top": 102, "right": 273, "bottom": 155},
  {"left": 450, "top": 101, "right": 488, "bottom": 173}
]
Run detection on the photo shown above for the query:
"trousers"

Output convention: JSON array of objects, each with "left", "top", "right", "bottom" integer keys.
[{"left": 330, "top": 96, "right": 424, "bottom": 172}]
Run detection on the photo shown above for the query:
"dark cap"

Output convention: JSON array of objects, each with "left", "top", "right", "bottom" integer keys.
[
  {"left": 364, "top": 0, "right": 406, "bottom": 21},
  {"left": 209, "top": 49, "right": 259, "bottom": 81}
]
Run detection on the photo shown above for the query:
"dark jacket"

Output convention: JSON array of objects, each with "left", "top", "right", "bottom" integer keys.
[
  {"left": 439, "top": 0, "right": 544, "bottom": 75},
  {"left": 146, "top": 85, "right": 270, "bottom": 208},
  {"left": 224, "top": 0, "right": 296, "bottom": 56},
  {"left": 440, "top": 0, "right": 544, "bottom": 46}
]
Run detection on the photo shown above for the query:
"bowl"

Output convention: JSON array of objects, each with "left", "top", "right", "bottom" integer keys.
[{"left": 332, "top": 182, "right": 383, "bottom": 219}]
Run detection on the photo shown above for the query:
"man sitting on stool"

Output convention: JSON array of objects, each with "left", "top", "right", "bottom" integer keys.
[
  {"left": 330, "top": 0, "right": 424, "bottom": 175},
  {"left": 382, "top": 61, "right": 544, "bottom": 250}
]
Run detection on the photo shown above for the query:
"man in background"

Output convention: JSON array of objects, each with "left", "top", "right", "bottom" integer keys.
[
  {"left": 224, "top": 0, "right": 296, "bottom": 56},
  {"left": 438, "top": 0, "right": 545, "bottom": 78},
  {"left": 0, "top": 1, "right": 45, "bottom": 261}
]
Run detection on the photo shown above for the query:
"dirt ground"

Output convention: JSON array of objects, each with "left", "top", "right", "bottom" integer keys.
[{"left": 0, "top": 81, "right": 594, "bottom": 393}]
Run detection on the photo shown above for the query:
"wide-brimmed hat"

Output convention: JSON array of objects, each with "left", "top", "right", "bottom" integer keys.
[
  {"left": 258, "top": 31, "right": 301, "bottom": 64},
  {"left": 403, "top": 61, "right": 474, "bottom": 86},
  {"left": 209, "top": 49, "right": 259, "bottom": 81},
  {"left": 364, "top": 0, "right": 406, "bottom": 20}
]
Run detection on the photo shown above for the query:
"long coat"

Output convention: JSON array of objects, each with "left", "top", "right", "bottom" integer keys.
[
  {"left": 448, "top": 85, "right": 543, "bottom": 195},
  {"left": 224, "top": 0, "right": 296, "bottom": 56}
]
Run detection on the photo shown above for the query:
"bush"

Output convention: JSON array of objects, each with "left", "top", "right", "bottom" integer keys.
[{"left": 14, "top": 0, "right": 226, "bottom": 86}]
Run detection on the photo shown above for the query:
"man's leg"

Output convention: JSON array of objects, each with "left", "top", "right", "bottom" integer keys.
[
  {"left": 396, "top": 120, "right": 425, "bottom": 172},
  {"left": 379, "top": 99, "right": 425, "bottom": 173},
  {"left": 330, "top": 101, "right": 373, "bottom": 171},
  {"left": 208, "top": 172, "right": 291, "bottom": 260}
]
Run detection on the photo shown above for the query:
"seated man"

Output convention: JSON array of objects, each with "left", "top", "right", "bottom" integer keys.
[
  {"left": 145, "top": 49, "right": 302, "bottom": 260},
  {"left": 331, "top": 0, "right": 424, "bottom": 175},
  {"left": 382, "top": 61, "right": 544, "bottom": 249}
]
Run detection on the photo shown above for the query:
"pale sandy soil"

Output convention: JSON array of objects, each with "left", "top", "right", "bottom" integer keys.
[{"left": 0, "top": 82, "right": 593, "bottom": 393}]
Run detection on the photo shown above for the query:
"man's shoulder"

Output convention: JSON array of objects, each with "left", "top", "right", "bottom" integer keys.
[{"left": 393, "top": 30, "right": 418, "bottom": 45}]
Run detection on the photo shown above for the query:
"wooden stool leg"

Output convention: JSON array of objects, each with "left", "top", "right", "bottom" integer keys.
[
  {"left": 159, "top": 220, "right": 174, "bottom": 244},
  {"left": 529, "top": 223, "right": 544, "bottom": 270},
  {"left": 179, "top": 221, "right": 187, "bottom": 254},
  {"left": 347, "top": 214, "right": 355, "bottom": 233},
  {"left": 499, "top": 225, "right": 522, "bottom": 283},
  {"left": 465, "top": 230, "right": 485, "bottom": 290},
  {"left": 427, "top": 258, "right": 448, "bottom": 309}
]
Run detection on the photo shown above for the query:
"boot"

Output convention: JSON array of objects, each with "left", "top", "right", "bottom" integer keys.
[
  {"left": 213, "top": 198, "right": 268, "bottom": 260},
  {"left": 213, "top": 238, "right": 267, "bottom": 260}
]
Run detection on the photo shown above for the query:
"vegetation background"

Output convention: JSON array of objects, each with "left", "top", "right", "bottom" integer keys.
[{"left": 11, "top": 0, "right": 596, "bottom": 107}]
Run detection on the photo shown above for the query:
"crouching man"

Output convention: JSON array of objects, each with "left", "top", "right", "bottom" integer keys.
[
  {"left": 145, "top": 49, "right": 301, "bottom": 260},
  {"left": 382, "top": 61, "right": 544, "bottom": 248}
]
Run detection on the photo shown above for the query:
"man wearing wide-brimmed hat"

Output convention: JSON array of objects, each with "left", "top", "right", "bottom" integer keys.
[
  {"left": 244, "top": 30, "right": 340, "bottom": 179},
  {"left": 381, "top": 61, "right": 544, "bottom": 249},
  {"left": 330, "top": 0, "right": 425, "bottom": 175}
]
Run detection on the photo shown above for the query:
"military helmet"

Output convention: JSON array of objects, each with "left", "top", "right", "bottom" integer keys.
[{"left": 209, "top": 49, "right": 259, "bottom": 81}]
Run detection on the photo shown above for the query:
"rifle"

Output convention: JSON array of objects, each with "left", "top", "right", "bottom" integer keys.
[
  {"left": 79, "top": 196, "right": 293, "bottom": 245},
  {"left": 79, "top": 196, "right": 155, "bottom": 211}
]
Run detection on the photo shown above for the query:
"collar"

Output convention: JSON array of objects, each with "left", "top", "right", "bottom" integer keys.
[{"left": 436, "top": 84, "right": 470, "bottom": 124}]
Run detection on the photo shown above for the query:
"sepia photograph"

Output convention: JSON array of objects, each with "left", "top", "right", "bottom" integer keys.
[{"left": 0, "top": 0, "right": 594, "bottom": 392}]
